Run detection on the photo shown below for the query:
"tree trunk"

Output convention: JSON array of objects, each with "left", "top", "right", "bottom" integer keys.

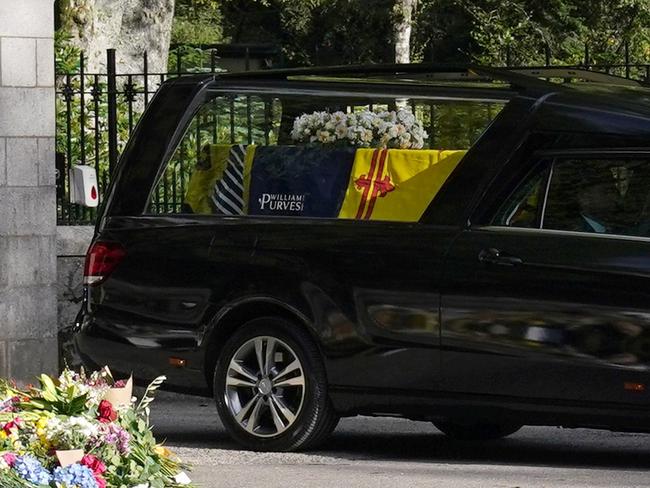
[
  {"left": 63, "top": 0, "right": 175, "bottom": 74},
  {"left": 393, "top": 0, "right": 416, "bottom": 64}
]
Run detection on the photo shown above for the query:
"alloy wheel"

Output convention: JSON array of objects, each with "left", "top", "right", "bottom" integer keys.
[{"left": 224, "top": 336, "right": 306, "bottom": 437}]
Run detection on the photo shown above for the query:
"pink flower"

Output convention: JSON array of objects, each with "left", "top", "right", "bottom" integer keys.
[
  {"left": 81, "top": 454, "right": 108, "bottom": 488},
  {"left": 2, "top": 417, "right": 23, "bottom": 435},
  {"left": 81, "top": 454, "right": 106, "bottom": 475},
  {"left": 2, "top": 452, "right": 17, "bottom": 467}
]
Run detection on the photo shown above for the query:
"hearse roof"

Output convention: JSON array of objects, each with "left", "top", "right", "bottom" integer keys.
[{"left": 168, "top": 63, "right": 650, "bottom": 112}]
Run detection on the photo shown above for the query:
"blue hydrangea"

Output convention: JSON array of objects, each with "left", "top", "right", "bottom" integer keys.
[
  {"left": 52, "top": 463, "right": 99, "bottom": 488},
  {"left": 13, "top": 455, "right": 52, "bottom": 485}
]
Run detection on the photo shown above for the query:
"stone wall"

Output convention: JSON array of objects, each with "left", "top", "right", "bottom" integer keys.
[
  {"left": 57, "top": 226, "right": 94, "bottom": 333},
  {"left": 0, "top": 1, "right": 57, "bottom": 381}
]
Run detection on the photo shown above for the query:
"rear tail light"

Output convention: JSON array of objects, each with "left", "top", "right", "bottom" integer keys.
[{"left": 83, "top": 241, "right": 127, "bottom": 286}]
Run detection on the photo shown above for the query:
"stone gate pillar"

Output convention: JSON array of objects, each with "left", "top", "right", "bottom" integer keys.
[{"left": 0, "top": 1, "right": 57, "bottom": 381}]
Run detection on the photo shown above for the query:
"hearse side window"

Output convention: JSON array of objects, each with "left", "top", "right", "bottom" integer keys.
[
  {"left": 492, "top": 156, "right": 650, "bottom": 238},
  {"left": 491, "top": 164, "right": 549, "bottom": 228},
  {"left": 543, "top": 157, "right": 650, "bottom": 237},
  {"left": 147, "top": 92, "right": 505, "bottom": 222}
]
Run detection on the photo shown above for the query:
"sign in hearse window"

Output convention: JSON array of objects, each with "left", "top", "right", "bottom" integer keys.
[
  {"left": 148, "top": 93, "right": 505, "bottom": 222},
  {"left": 493, "top": 156, "right": 650, "bottom": 238}
]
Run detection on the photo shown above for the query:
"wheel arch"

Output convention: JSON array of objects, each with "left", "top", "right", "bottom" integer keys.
[{"left": 202, "top": 298, "right": 322, "bottom": 394}]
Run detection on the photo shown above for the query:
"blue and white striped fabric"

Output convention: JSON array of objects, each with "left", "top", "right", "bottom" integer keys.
[{"left": 212, "top": 144, "right": 246, "bottom": 215}]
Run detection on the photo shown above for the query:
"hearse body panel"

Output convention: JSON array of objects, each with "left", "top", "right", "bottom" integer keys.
[{"left": 72, "top": 66, "right": 650, "bottom": 439}]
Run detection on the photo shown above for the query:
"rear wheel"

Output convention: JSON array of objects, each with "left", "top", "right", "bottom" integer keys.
[
  {"left": 433, "top": 420, "right": 521, "bottom": 440},
  {"left": 214, "top": 317, "right": 339, "bottom": 451}
]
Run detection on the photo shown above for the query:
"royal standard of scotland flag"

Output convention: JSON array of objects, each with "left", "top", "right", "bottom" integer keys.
[
  {"left": 248, "top": 146, "right": 356, "bottom": 218},
  {"left": 338, "top": 148, "right": 467, "bottom": 222}
]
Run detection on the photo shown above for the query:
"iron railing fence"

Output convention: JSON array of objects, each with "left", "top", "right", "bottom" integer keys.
[
  {"left": 56, "top": 47, "right": 238, "bottom": 225},
  {"left": 56, "top": 45, "right": 650, "bottom": 225}
]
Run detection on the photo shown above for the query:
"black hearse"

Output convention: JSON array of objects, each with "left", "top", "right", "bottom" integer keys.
[{"left": 72, "top": 64, "right": 650, "bottom": 451}]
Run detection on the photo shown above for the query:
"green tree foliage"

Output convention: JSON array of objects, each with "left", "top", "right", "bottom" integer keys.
[
  {"left": 172, "top": 0, "right": 225, "bottom": 45},
  {"left": 220, "top": 0, "right": 396, "bottom": 65},
  {"left": 214, "top": 0, "right": 650, "bottom": 68},
  {"left": 457, "top": 0, "right": 650, "bottom": 66}
]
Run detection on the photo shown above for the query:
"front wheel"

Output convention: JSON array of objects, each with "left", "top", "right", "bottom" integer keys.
[
  {"left": 433, "top": 420, "right": 522, "bottom": 441},
  {"left": 214, "top": 317, "right": 339, "bottom": 451}
]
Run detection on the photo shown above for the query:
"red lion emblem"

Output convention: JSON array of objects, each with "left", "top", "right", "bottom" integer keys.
[{"left": 354, "top": 149, "right": 395, "bottom": 220}]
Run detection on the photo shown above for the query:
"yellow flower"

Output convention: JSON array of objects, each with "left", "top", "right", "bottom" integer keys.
[
  {"left": 36, "top": 417, "right": 48, "bottom": 439},
  {"left": 153, "top": 445, "right": 174, "bottom": 458}
]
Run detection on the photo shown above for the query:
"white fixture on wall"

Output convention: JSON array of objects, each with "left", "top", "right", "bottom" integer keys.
[{"left": 69, "top": 165, "right": 99, "bottom": 208}]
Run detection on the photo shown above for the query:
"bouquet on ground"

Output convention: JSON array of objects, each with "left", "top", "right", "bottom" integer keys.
[
  {"left": 290, "top": 108, "right": 428, "bottom": 149},
  {"left": 0, "top": 367, "right": 194, "bottom": 488}
]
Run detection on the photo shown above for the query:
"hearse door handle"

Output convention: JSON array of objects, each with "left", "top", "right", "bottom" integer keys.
[{"left": 478, "top": 248, "right": 523, "bottom": 266}]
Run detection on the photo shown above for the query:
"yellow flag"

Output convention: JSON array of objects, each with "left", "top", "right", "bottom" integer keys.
[
  {"left": 184, "top": 144, "right": 231, "bottom": 214},
  {"left": 338, "top": 148, "right": 467, "bottom": 222},
  {"left": 242, "top": 145, "right": 256, "bottom": 214},
  {"left": 183, "top": 144, "right": 256, "bottom": 214}
]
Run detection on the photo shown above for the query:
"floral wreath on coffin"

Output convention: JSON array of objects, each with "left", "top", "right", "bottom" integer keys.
[{"left": 290, "top": 108, "right": 428, "bottom": 149}]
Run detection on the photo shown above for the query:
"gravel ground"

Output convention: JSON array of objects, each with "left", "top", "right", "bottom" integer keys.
[{"left": 149, "top": 393, "right": 650, "bottom": 488}]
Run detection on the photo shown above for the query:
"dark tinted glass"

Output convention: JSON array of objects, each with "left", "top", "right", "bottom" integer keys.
[
  {"left": 491, "top": 166, "right": 547, "bottom": 228},
  {"left": 543, "top": 158, "right": 650, "bottom": 237},
  {"left": 147, "top": 91, "right": 506, "bottom": 222}
]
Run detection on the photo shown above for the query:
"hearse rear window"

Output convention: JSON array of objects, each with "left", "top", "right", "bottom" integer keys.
[{"left": 147, "top": 92, "right": 505, "bottom": 222}]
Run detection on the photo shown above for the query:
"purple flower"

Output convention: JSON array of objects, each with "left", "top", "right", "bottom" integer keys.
[{"left": 93, "top": 422, "right": 131, "bottom": 455}]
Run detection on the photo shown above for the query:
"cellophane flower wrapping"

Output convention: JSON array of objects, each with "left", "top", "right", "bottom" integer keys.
[{"left": 0, "top": 367, "right": 194, "bottom": 488}]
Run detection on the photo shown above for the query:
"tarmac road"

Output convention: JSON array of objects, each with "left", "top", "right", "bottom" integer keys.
[{"left": 150, "top": 394, "right": 650, "bottom": 488}]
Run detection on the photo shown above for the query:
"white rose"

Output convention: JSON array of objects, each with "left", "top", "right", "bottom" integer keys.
[
  {"left": 359, "top": 113, "right": 374, "bottom": 128},
  {"left": 332, "top": 111, "right": 346, "bottom": 124}
]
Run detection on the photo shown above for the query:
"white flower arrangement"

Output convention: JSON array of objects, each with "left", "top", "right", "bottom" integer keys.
[
  {"left": 291, "top": 108, "right": 428, "bottom": 149},
  {"left": 45, "top": 416, "right": 100, "bottom": 449}
]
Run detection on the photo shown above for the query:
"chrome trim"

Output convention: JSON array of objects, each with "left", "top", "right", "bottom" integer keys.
[
  {"left": 539, "top": 163, "right": 554, "bottom": 229},
  {"left": 476, "top": 225, "right": 650, "bottom": 244},
  {"left": 83, "top": 276, "right": 103, "bottom": 285}
]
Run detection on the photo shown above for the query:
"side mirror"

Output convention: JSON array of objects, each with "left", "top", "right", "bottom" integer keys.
[{"left": 69, "top": 165, "right": 99, "bottom": 208}]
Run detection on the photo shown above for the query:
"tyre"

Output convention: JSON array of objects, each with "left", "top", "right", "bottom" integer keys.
[
  {"left": 433, "top": 420, "right": 521, "bottom": 441},
  {"left": 214, "top": 316, "right": 339, "bottom": 451}
]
